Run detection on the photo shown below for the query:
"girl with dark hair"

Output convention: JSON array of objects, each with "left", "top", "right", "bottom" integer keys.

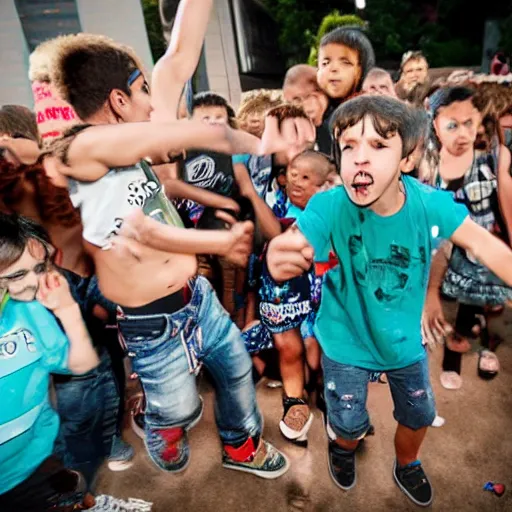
[{"left": 422, "top": 86, "right": 512, "bottom": 389}]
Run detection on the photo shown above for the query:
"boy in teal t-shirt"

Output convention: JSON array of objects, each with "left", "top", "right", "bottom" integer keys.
[
  {"left": 267, "top": 95, "right": 512, "bottom": 507},
  {"left": 0, "top": 295, "right": 70, "bottom": 496},
  {"left": 0, "top": 218, "right": 100, "bottom": 510}
]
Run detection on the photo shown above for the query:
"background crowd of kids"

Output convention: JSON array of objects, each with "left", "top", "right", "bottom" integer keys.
[{"left": 1, "top": 0, "right": 512, "bottom": 510}]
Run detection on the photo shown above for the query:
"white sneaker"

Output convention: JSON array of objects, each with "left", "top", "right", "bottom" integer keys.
[
  {"left": 431, "top": 415, "right": 446, "bottom": 428},
  {"left": 89, "top": 495, "right": 153, "bottom": 511},
  {"left": 107, "top": 436, "right": 135, "bottom": 472}
]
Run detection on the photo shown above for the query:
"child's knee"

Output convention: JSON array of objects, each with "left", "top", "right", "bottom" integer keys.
[{"left": 273, "top": 329, "right": 304, "bottom": 359}]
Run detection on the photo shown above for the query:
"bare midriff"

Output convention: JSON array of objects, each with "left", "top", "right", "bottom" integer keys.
[{"left": 86, "top": 240, "right": 198, "bottom": 308}]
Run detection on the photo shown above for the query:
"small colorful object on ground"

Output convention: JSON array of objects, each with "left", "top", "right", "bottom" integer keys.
[{"left": 483, "top": 481, "right": 505, "bottom": 497}]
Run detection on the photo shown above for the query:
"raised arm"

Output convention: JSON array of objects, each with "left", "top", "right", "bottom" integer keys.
[
  {"left": 497, "top": 144, "right": 512, "bottom": 244},
  {"left": 450, "top": 216, "right": 512, "bottom": 287},
  {"left": 151, "top": 0, "right": 214, "bottom": 121},
  {"left": 37, "top": 272, "right": 99, "bottom": 374}
]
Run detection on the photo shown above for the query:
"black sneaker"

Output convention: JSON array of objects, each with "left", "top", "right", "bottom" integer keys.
[
  {"left": 328, "top": 441, "right": 356, "bottom": 490},
  {"left": 393, "top": 460, "right": 433, "bottom": 507}
]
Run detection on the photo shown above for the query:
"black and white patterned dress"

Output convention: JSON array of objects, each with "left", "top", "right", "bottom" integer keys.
[{"left": 437, "top": 149, "right": 512, "bottom": 306}]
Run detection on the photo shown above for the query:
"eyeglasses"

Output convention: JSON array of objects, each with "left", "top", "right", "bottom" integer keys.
[{"left": 0, "top": 248, "right": 51, "bottom": 287}]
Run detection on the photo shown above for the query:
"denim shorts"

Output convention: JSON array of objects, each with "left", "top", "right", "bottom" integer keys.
[
  {"left": 322, "top": 354, "right": 436, "bottom": 440},
  {"left": 117, "top": 276, "right": 262, "bottom": 446}
]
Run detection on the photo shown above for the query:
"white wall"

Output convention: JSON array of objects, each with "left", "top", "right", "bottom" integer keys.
[
  {"left": 75, "top": 0, "right": 154, "bottom": 72},
  {"left": 204, "top": 0, "right": 242, "bottom": 108},
  {"left": 0, "top": 0, "right": 33, "bottom": 107}
]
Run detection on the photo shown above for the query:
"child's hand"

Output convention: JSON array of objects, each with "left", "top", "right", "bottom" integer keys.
[
  {"left": 216, "top": 211, "right": 254, "bottom": 268},
  {"left": 36, "top": 272, "right": 77, "bottom": 317},
  {"left": 267, "top": 225, "right": 314, "bottom": 281},
  {"left": 421, "top": 291, "right": 453, "bottom": 351},
  {"left": 0, "top": 135, "right": 40, "bottom": 166},
  {"left": 259, "top": 116, "right": 316, "bottom": 158}
]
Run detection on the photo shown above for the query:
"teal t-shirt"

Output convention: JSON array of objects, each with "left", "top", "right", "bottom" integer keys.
[
  {"left": 296, "top": 176, "right": 469, "bottom": 370},
  {"left": 232, "top": 154, "right": 250, "bottom": 166},
  {"left": 0, "top": 297, "right": 69, "bottom": 494},
  {"left": 285, "top": 201, "right": 331, "bottom": 263}
]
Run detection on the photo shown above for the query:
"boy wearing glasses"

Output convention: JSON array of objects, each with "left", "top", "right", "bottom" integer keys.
[
  {"left": 0, "top": 213, "right": 127, "bottom": 493},
  {"left": 0, "top": 213, "right": 102, "bottom": 510}
]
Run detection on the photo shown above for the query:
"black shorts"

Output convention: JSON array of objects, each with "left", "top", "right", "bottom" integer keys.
[{"left": 0, "top": 456, "right": 87, "bottom": 512}]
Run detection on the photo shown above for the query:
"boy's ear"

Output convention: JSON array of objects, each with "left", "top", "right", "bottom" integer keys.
[
  {"left": 400, "top": 152, "right": 416, "bottom": 174},
  {"left": 108, "top": 89, "right": 130, "bottom": 120},
  {"left": 354, "top": 65, "right": 363, "bottom": 91}
]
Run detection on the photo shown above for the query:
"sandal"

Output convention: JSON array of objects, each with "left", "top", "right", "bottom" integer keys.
[
  {"left": 440, "top": 371, "right": 463, "bottom": 390},
  {"left": 478, "top": 350, "right": 499, "bottom": 380}
]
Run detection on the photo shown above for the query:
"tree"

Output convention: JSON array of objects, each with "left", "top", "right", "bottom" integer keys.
[
  {"left": 308, "top": 11, "right": 366, "bottom": 66},
  {"left": 263, "top": 0, "right": 355, "bottom": 66}
]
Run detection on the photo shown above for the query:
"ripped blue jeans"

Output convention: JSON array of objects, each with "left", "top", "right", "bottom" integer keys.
[
  {"left": 118, "top": 276, "right": 262, "bottom": 447},
  {"left": 322, "top": 354, "right": 436, "bottom": 440}
]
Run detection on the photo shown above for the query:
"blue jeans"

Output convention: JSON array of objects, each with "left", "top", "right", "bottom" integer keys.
[
  {"left": 118, "top": 276, "right": 262, "bottom": 446},
  {"left": 322, "top": 354, "right": 436, "bottom": 440},
  {"left": 53, "top": 352, "right": 119, "bottom": 487}
]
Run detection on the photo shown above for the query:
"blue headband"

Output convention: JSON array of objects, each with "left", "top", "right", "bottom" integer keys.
[{"left": 127, "top": 69, "right": 142, "bottom": 87}]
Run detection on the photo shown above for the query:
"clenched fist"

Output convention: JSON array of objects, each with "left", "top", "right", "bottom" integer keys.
[{"left": 266, "top": 225, "right": 314, "bottom": 281}]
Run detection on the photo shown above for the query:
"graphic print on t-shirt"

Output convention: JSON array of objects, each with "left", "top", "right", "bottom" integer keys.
[
  {"left": 0, "top": 329, "right": 37, "bottom": 360},
  {"left": 348, "top": 235, "right": 427, "bottom": 304},
  {"left": 127, "top": 178, "right": 158, "bottom": 207},
  {"left": 184, "top": 152, "right": 235, "bottom": 196}
]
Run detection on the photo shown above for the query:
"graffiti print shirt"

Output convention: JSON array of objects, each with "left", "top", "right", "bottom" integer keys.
[
  {"left": 0, "top": 298, "right": 69, "bottom": 493},
  {"left": 296, "top": 175, "right": 468, "bottom": 370}
]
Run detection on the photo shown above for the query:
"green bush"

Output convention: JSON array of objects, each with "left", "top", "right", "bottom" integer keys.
[{"left": 308, "top": 11, "right": 366, "bottom": 66}]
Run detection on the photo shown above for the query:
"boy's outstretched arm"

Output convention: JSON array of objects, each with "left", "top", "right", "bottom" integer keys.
[
  {"left": 63, "top": 116, "right": 314, "bottom": 182},
  {"left": 63, "top": 121, "right": 261, "bottom": 181},
  {"left": 267, "top": 225, "right": 315, "bottom": 282},
  {"left": 151, "top": 0, "right": 214, "bottom": 121},
  {"left": 116, "top": 209, "right": 254, "bottom": 268},
  {"left": 450, "top": 217, "right": 512, "bottom": 286}
]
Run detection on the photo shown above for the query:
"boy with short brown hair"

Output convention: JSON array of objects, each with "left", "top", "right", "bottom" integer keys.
[{"left": 267, "top": 95, "right": 512, "bottom": 505}]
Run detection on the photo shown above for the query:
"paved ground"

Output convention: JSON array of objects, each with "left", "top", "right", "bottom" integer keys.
[{"left": 97, "top": 304, "right": 512, "bottom": 511}]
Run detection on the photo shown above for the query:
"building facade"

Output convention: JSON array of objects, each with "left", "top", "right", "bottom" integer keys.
[
  {"left": 0, "top": 0, "right": 284, "bottom": 110},
  {"left": 0, "top": 0, "right": 153, "bottom": 107}
]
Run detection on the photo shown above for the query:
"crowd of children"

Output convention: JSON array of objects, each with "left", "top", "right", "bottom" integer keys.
[{"left": 1, "top": 0, "right": 511, "bottom": 510}]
